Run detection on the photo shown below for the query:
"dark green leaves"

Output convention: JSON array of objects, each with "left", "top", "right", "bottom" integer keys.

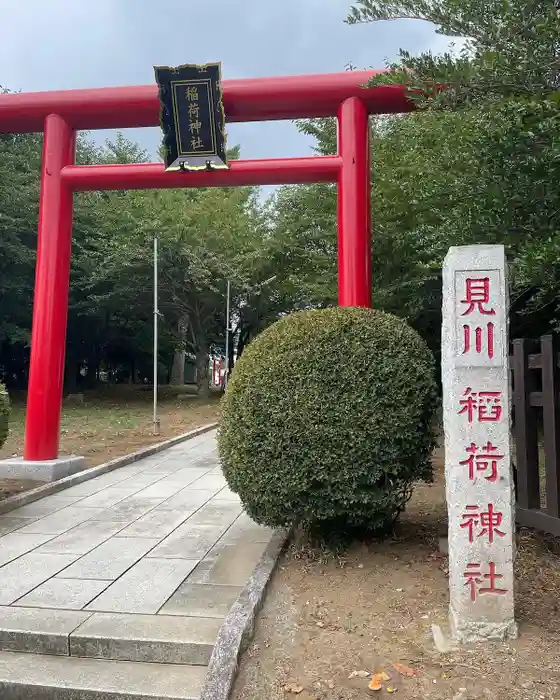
[{"left": 218, "top": 308, "right": 439, "bottom": 533}]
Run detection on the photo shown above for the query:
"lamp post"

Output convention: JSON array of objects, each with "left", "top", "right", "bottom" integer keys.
[
  {"left": 223, "top": 279, "right": 231, "bottom": 391},
  {"left": 222, "top": 275, "right": 277, "bottom": 391},
  {"left": 153, "top": 236, "right": 160, "bottom": 436}
]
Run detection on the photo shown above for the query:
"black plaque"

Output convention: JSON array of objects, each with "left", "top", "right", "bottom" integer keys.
[{"left": 154, "top": 62, "right": 228, "bottom": 172}]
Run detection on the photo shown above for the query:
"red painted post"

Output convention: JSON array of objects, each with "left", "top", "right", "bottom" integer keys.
[
  {"left": 337, "top": 97, "right": 371, "bottom": 307},
  {"left": 24, "top": 114, "right": 76, "bottom": 461}
]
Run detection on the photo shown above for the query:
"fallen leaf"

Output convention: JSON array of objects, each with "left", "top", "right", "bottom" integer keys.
[
  {"left": 284, "top": 684, "right": 304, "bottom": 694},
  {"left": 316, "top": 621, "right": 325, "bottom": 628},
  {"left": 392, "top": 663, "right": 417, "bottom": 677},
  {"left": 369, "top": 672, "right": 390, "bottom": 691},
  {"left": 327, "top": 680, "right": 335, "bottom": 689},
  {"left": 387, "top": 687, "right": 398, "bottom": 694},
  {"left": 348, "top": 671, "right": 371, "bottom": 679}
]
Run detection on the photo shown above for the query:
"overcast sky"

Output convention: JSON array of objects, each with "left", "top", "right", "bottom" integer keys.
[{"left": 0, "top": 0, "right": 451, "bottom": 164}]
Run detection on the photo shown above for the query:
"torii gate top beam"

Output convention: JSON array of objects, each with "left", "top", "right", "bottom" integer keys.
[{"left": 0, "top": 70, "right": 411, "bottom": 133}]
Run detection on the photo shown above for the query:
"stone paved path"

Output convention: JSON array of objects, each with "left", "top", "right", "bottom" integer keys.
[{"left": 0, "top": 429, "right": 275, "bottom": 699}]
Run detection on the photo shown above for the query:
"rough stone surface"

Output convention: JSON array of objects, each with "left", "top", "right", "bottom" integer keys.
[
  {"left": 160, "top": 584, "right": 243, "bottom": 619},
  {"left": 84, "top": 558, "right": 200, "bottom": 614},
  {"left": 36, "top": 520, "right": 126, "bottom": 555},
  {"left": 0, "top": 651, "right": 207, "bottom": 699},
  {"left": 0, "top": 552, "right": 79, "bottom": 605},
  {"left": 199, "top": 529, "right": 289, "bottom": 700},
  {"left": 146, "top": 524, "right": 228, "bottom": 560},
  {"left": 0, "top": 456, "right": 86, "bottom": 483},
  {"left": 203, "top": 543, "right": 270, "bottom": 586},
  {"left": 0, "top": 533, "right": 54, "bottom": 567},
  {"left": 442, "top": 245, "right": 517, "bottom": 642},
  {"left": 70, "top": 612, "right": 222, "bottom": 664},
  {"left": 16, "top": 578, "right": 111, "bottom": 610},
  {"left": 0, "top": 606, "right": 91, "bottom": 655},
  {"left": 58, "top": 537, "right": 160, "bottom": 580},
  {"left": 15, "top": 506, "right": 104, "bottom": 536}
]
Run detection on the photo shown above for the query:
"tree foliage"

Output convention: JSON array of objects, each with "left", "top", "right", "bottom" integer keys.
[
  {"left": 0, "top": 125, "right": 290, "bottom": 392},
  {"left": 269, "top": 0, "right": 560, "bottom": 358}
]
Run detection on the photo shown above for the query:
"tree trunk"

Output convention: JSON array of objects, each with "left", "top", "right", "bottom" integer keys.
[
  {"left": 170, "top": 350, "right": 185, "bottom": 385},
  {"left": 237, "top": 326, "right": 252, "bottom": 362},
  {"left": 196, "top": 348, "right": 210, "bottom": 398},
  {"left": 170, "top": 317, "right": 188, "bottom": 385}
]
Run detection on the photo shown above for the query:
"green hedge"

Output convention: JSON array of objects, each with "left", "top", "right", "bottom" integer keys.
[
  {"left": 218, "top": 307, "right": 439, "bottom": 532},
  {"left": 0, "top": 383, "right": 9, "bottom": 449}
]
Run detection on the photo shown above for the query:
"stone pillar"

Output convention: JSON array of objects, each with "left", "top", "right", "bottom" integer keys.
[{"left": 442, "top": 245, "right": 517, "bottom": 642}]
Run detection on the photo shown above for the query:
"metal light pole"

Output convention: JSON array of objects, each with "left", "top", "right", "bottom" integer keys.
[
  {"left": 222, "top": 275, "right": 277, "bottom": 392},
  {"left": 153, "top": 236, "right": 160, "bottom": 435},
  {"left": 223, "top": 279, "right": 231, "bottom": 391}
]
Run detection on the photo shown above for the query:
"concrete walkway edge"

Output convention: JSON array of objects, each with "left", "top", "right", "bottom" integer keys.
[
  {"left": 200, "top": 528, "right": 291, "bottom": 700},
  {"left": 0, "top": 423, "right": 218, "bottom": 517}
]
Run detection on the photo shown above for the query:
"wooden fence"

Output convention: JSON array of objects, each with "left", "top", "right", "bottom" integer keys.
[{"left": 511, "top": 335, "right": 560, "bottom": 536}]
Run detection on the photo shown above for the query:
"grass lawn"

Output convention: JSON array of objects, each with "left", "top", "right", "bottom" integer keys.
[{"left": 0, "top": 389, "right": 221, "bottom": 499}]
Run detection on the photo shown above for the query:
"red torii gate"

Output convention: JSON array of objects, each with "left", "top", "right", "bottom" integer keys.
[{"left": 0, "top": 70, "right": 412, "bottom": 464}]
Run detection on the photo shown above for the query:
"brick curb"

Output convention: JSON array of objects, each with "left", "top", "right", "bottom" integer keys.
[{"left": 0, "top": 422, "right": 218, "bottom": 516}]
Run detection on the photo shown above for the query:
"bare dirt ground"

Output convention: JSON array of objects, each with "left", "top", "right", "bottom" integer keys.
[
  {"left": 0, "top": 390, "right": 221, "bottom": 500},
  {"left": 232, "top": 450, "right": 560, "bottom": 700}
]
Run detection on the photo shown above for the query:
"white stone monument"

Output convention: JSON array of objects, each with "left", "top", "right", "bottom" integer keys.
[{"left": 442, "top": 245, "right": 517, "bottom": 642}]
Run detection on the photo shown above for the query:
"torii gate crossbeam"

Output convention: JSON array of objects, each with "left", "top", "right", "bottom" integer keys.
[{"left": 0, "top": 70, "right": 413, "bottom": 463}]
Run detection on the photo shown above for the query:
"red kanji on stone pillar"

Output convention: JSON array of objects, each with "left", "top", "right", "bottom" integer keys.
[
  {"left": 459, "top": 442, "right": 504, "bottom": 482},
  {"left": 461, "top": 277, "right": 496, "bottom": 316},
  {"left": 463, "top": 562, "right": 508, "bottom": 602},
  {"left": 460, "top": 504, "right": 506, "bottom": 543}
]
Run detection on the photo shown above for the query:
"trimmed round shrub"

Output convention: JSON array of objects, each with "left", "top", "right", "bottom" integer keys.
[
  {"left": 218, "top": 307, "right": 439, "bottom": 532},
  {"left": 0, "top": 383, "right": 10, "bottom": 449}
]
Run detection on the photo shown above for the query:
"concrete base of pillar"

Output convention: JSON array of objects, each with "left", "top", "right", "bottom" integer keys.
[{"left": 0, "top": 456, "right": 86, "bottom": 483}]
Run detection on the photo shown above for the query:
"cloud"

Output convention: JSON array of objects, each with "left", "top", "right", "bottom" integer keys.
[{"left": 0, "top": 0, "right": 451, "bottom": 163}]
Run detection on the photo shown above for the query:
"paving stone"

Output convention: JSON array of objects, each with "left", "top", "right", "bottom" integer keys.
[
  {"left": 0, "top": 552, "right": 79, "bottom": 605},
  {"left": 157, "top": 488, "right": 216, "bottom": 511},
  {"left": 131, "top": 481, "right": 193, "bottom": 499},
  {"left": 15, "top": 506, "right": 104, "bottom": 535},
  {"left": 0, "top": 532, "right": 54, "bottom": 566},
  {"left": 221, "top": 513, "right": 274, "bottom": 544},
  {"left": 70, "top": 612, "right": 221, "bottom": 664},
  {"left": 85, "top": 558, "right": 199, "bottom": 614},
  {"left": 204, "top": 542, "right": 269, "bottom": 586},
  {"left": 75, "top": 487, "right": 143, "bottom": 509},
  {"left": 117, "top": 472, "right": 170, "bottom": 487},
  {"left": 186, "top": 500, "right": 242, "bottom": 528},
  {"left": 0, "top": 517, "right": 34, "bottom": 536},
  {"left": 146, "top": 524, "right": 227, "bottom": 560},
  {"left": 158, "top": 468, "right": 211, "bottom": 485},
  {"left": 159, "top": 583, "right": 242, "bottom": 619},
  {"left": 16, "top": 578, "right": 111, "bottom": 610},
  {"left": 57, "top": 480, "right": 111, "bottom": 498},
  {"left": 36, "top": 520, "right": 126, "bottom": 555},
  {"left": 60, "top": 472, "right": 134, "bottom": 498},
  {"left": 59, "top": 537, "right": 159, "bottom": 580},
  {"left": 0, "top": 650, "right": 207, "bottom": 700},
  {"left": 214, "top": 487, "right": 241, "bottom": 503},
  {"left": 115, "top": 509, "right": 195, "bottom": 539},
  {"left": 11, "top": 496, "right": 82, "bottom": 518},
  {"left": 190, "top": 456, "right": 220, "bottom": 470},
  {"left": 89, "top": 497, "right": 164, "bottom": 523},
  {"left": 0, "top": 606, "right": 91, "bottom": 655},
  {"left": 188, "top": 474, "right": 227, "bottom": 491}
]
